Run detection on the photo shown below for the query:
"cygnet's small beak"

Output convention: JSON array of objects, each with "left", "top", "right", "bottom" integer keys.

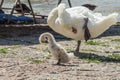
[
  {"left": 40, "top": 40, "right": 48, "bottom": 43},
  {"left": 43, "top": 40, "right": 48, "bottom": 43}
]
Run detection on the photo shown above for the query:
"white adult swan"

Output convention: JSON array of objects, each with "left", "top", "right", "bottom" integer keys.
[
  {"left": 39, "top": 32, "right": 74, "bottom": 65},
  {"left": 47, "top": 3, "right": 118, "bottom": 53}
]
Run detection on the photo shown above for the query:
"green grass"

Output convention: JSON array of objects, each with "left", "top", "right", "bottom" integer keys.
[
  {"left": 41, "top": 43, "right": 48, "bottom": 45},
  {"left": 116, "top": 46, "right": 120, "bottom": 49},
  {"left": 43, "top": 49, "right": 50, "bottom": 53},
  {"left": 45, "top": 54, "right": 52, "bottom": 59},
  {"left": 0, "top": 46, "right": 21, "bottom": 54},
  {"left": 80, "top": 53, "right": 120, "bottom": 63},
  {"left": 81, "top": 54, "right": 102, "bottom": 64},
  {"left": 28, "top": 58, "right": 45, "bottom": 64},
  {"left": 85, "top": 40, "right": 102, "bottom": 45},
  {"left": 106, "top": 38, "right": 113, "bottom": 40},
  {"left": 101, "top": 44, "right": 109, "bottom": 47},
  {"left": 85, "top": 40, "right": 110, "bottom": 47},
  {"left": 66, "top": 48, "right": 73, "bottom": 52},
  {"left": 0, "top": 48, "right": 8, "bottom": 54},
  {"left": 111, "top": 39, "right": 120, "bottom": 42},
  {"left": 10, "top": 45, "right": 21, "bottom": 49},
  {"left": 83, "top": 58, "right": 102, "bottom": 64},
  {"left": 82, "top": 54, "right": 120, "bottom": 63},
  {"left": 108, "top": 54, "right": 120, "bottom": 61},
  {"left": 81, "top": 49, "right": 98, "bottom": 52}
]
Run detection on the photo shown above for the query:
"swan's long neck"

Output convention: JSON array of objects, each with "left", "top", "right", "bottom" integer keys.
[
  {"left": 47, "top": 3, "right": 70, "bottom": 31},
  {"left": 58, "top": 4, "right": 66, "bottom": 18},
  {"left": 47, "top": 7, "right": 58, "bottom": 28},
  {"left": 57, "top": 4, "right": 70, "bottom": 25}
]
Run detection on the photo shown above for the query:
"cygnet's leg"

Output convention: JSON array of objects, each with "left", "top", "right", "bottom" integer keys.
[
  {"left": 57, "top": 0, "right": 62, "bottom": 6},
  {"left": 75, "top": 40, "right": 81, "bottom": 53},
  {"left": 68, "top": 0, "right": 72, "bottom": 7},
  {"left": 56, "top": 58, "right": 61, "bottom": 65},
  {"left": 56, "top": 54, "right": 61, "bottom": 65}
]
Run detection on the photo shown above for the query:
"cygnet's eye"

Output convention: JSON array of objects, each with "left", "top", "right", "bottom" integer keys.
[
  {"left": 42, "top": 37, "right": 48, "bottom": 43},
  {"left": 45, "top": 37, "right": 48, "bottom": 40}
]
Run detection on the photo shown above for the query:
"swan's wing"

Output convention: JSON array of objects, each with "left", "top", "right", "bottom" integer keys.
[
  {"left": 66, "top": 6, "right": 104, "bottom": 23},
  {"left": 65, "top": 7, "right": 91, "bottom": 26}
]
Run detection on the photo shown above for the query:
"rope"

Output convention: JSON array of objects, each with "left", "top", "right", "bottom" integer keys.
[{"left": 57, "top": 0, "right": 72, "bottom": 7}]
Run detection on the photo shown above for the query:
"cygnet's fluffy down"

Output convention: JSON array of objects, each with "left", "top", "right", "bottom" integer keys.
[{"left": 39, "top": 32, "right": 74, "bottom": 65}]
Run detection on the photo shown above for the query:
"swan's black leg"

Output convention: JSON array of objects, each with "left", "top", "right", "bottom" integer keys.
[
  {"left": 57, "top": 0, "right": 62, "bottom": 6},
  {"left": 68, "top": 0, "right": 72, "bottom": 7},
  {"left": 75, "top": 40, "right": 81, "bottom": 53}
]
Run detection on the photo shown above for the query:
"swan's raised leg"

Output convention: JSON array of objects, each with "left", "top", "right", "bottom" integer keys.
[{"left": 75, "top": 40, "right": 81, "bottom": 53}]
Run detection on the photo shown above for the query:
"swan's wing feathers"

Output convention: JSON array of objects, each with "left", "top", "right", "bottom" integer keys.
[{"left": 70, "top": 14, "right": 86, "bottom": 24}]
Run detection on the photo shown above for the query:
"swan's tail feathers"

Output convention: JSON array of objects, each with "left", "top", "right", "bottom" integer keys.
[
  {"left": 97, "top": 13, "right": 118, "bottom": 28},
  {"left": 91, "top": 13, "right": 118, "bottom": 38},
  {"left": 105, "top": 13, "right": 118, "bottom": 25}
]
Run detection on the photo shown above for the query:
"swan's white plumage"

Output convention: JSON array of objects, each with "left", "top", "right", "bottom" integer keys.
[
  {"left": 47, "top": 3, "right": 118, "bottom": 40},
  {"left": 39, "top": 32, "right": 74, "bottom": 64}
]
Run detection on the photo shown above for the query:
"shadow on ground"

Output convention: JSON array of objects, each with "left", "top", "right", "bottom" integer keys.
[{"left": 74, "top": 52, "right": 120, "bottom": 63}]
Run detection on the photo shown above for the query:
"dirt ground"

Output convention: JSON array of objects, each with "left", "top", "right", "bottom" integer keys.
[{"left": 0, "top": 25, "right": 120, "bottom": 80}]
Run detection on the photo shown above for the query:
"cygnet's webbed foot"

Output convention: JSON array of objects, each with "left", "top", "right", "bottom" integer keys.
[
  {"left": 56, "top": 61, "right": 60, "bottom": 65},
  {"left": 56, "top": 58, "right": 61, "bottom": 65}
]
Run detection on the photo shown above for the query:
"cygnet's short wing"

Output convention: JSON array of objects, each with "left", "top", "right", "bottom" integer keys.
[{"left": 56, "top": 45, "right": 70, "bottom": 63}]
